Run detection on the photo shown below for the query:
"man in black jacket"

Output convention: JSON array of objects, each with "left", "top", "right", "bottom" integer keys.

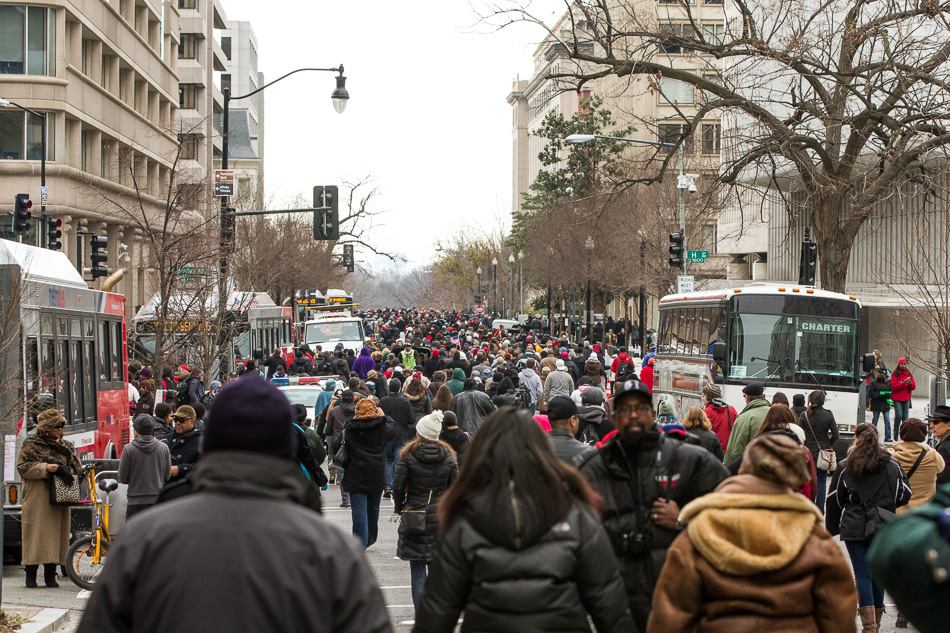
[
  {"left": 575, "top": 379, "right": 729, "bottom": 631},
  {"left": 77, "top": 375, "right": 392, "bottom": 633},
  {"left": 931, "top": 405, "right": 950, "bottom": 484},
  {"left": 161, "top": 405, "right": 202, "bottom": 482},
  {"left": 547, "top": 397, "right": 591, "bottom": 463},
  {"left": 263, "top": 349, "right": 287, "bottom": 380},
  {"left": 379, "top": 379, "right": 414, "bottom": 498}
]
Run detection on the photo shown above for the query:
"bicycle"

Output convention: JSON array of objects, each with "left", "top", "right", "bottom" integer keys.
[{"left": 66, "top": 463, "right": 119, "bottom": 590}]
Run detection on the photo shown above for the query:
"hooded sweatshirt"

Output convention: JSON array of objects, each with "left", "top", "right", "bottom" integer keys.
[
  {"left": 352, "top": 346, "right": 376, "bottom": 379},
  {"left": 446, "top": 368, "right": 466, "bottom": 396},
  {"left": 648, "top": 474, "right": 858, "bottom": 633},
  {"left": 117, "top": 434, "right": 172, "bottom": 505}
]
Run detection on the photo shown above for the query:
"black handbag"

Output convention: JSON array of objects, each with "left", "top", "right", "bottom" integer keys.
[
  {"left": 399, "top": 489, "right": 433, "bottom": 536},
  {"left": 332, "top": 429, "right": 350, "bottom": 469},
  {"left": 47, "top": 471, "right": 81, "bottom": 506}
]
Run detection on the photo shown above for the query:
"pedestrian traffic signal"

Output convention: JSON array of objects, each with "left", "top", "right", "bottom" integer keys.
[
  {"left": 47, "top": 217, "right": 62, "bottom": 250},
  {"left": 313, "top": 185, "right": 339, "bottom": 241},
  {"left": 799, "top": 237, "right": 818, "bottom": 286},
  {"left": 13, "top": 193, "right": 32, "bottom": 235},
  {"left": 221, "top": 207, "right": 236, "bottom": 252},
  {"left": 342, "top": 243, "right": 355, "bottom": 272},
  {"left": 90, "top": 234, "right": 109, "bottom": 280},
  {"left": 669, "top": 231, "right": 685, "bottom": 269}
]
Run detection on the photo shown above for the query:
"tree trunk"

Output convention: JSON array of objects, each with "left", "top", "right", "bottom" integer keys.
[{"left": 810, "top": 196, "right": 856, "bottom": 294}]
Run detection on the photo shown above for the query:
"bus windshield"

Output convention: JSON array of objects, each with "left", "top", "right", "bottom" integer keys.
[
  {"left": 305, "top": 321, "right": 364, "bottom": 345},
  {"left": 728, "top": 314, "right": 858, "bottom": 387}
]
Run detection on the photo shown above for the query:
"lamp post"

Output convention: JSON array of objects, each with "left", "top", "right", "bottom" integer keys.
[
  {"left": 1, "top": 98, "right": 46, "bottom": 246},
  {"left": 518, "top": 250, "right": 524, "bottom": 319},
  {"left": 492, "top": 257, "right": 498, "bottom": 316},
  {"left": 585, "top": 236, "right": 595, "bottom": 341},
  {"left": 476, "top": 266, "right": 482, "bottom": 307},
  {"left": 508, "top": 253, "right": 515, "bottom": 318}
]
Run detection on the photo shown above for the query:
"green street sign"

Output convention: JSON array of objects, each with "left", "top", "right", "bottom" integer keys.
[{"left": 687, "top": 250, "right": 709, "bottom": 262}]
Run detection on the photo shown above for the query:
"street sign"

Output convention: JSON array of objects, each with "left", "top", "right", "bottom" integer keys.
[
  {"left": 687, "top": 250, "right": 709, "bottom": 262},
  {"left": 677, "top": 275, "right": 695, "bottom": 293},
  {"left": 214, "top": 170, "right": 235, "bottom": 197},
  {"left": 41, "top": 186, "right": 48, "bottom": 206},
  {"left": 475, "top": 305, "right": 485, "bottom": 315}
]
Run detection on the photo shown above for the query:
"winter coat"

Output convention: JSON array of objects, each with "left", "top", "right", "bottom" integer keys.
[
  {"left": 440, "top": 428, "right": 471, "bottom": 465},
  {"left": 539, "top": 355, "right": 558, "bottom": 375},
  {"left": 548, "top": 428, "right": 592, "bottom": 463},
  {"left": 584, "top": 359, "right": 605, "bottom": 386},
  {"left": 610, "top": 352, "right": 636, "bottom": 375},
  {"left": 723, "top": 398, "right": 771, "bottom": 464},
  {"left": 449, "top": 389, "right": 497, "bottom": 434},
  {"left": 118, "top": 434, "right": 172, "bottom": 506},
  {"left": 576, "top": 432, "right": 730, "bottom": 630},
  {"left": 890, "top": 441, "right": 946, "bottom": 513},
  {"left": 518, "top": 368, "right": 542, "bottom": 405},
  {"left": 423, "top": 356, "right": 444, "bottom": 379},
  {"left": 134, "top": 392, "right": 155, "bottom": 418},
  {"left": 352, "top": 347, "right": 376, "bottom": 380},
  {"left": 379, "top": 394, "right": 416, "bottom": 442},
  {"left": 332, "top": 415, "right": 397, "bottom": 494},
  {"left": 937, "top": 431, "right": 950, "bottom": 485},
  {"left": 392, "top": 441, "right": 458, "bottom": 562},
  {"left": 825, "top": 458, "right": 911, "bottom": 541},
  {"left": 333, "top": 357, "right": 350, "bottom": 380},
  {"left": 406, "top": 391, "right": 433, "bottom": 425},
  {"left": 412, "top": 495, "right": 636, "bottom": 633},
  {"left": 327, "top": 401, "right": 355, "bottom": 444},
  {"left": 890, "top": 369, "right": 916, "bottom": 402},
  {"left": 543, "top": 370, "right": 574, "bottom": 401},
  {"left": 161, "top": 427, "right": 202, "bottom": 481},
  {"left": 289, "top": 354, "right": 313, "bottom": 375},
  {"left": 640, "top": 364, "right": 655, "bottom": 392},
  {"left": 264, "top": 354, "right": 288, "bottom": 379},
  {"left": 868, "top": 378, "right": 892, "bottom": 413},
  {"left": 576, "top": 406, "right": 614, "bottom": 444},
  {"left": 686, "top": 427, "right": 724, "bottom": 461},
  {"left": 446, "top": 368, "right": 466, "bottom": 396},
  {"left": 704, "top": 402, "right": 736, "bottom": 452},
  {"left": 648, "top": 475, "right": 858, "bottom": 633},
  {"left": 491, "top": 378, "right": 518, "bottom": 408},
  {"left": 76, "top": 451, "right": 392, "bottom": 633},
  {"left": 798, "top": 406, "right": 839, "bottom": 465}
]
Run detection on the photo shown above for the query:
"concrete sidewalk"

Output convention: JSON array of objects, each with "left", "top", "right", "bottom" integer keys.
[{"left": 1, "top": 606, "right": 69, "bottom": 633}]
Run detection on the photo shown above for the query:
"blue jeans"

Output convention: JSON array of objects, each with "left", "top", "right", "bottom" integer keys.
[
  {"left": 846, "top": 540, "right": 885, "bottom": 608},
  {"left": 871, "top": 410, "right": 892, "bottom": 441},
  {"left": 384, "top": 440, "right": 405, "bottom": 489},
  {"left": 349, "top": 490, "right": 383, "bottom": 549},
  {"left": 410, "top": 560, "right": 429, "bottom": 612},
  {"left": 815, "top": 468, "right": 828, "bottom": 514},
  {"left": 893, "top": 400, "right": 911, "bottom": 434},
  {"left": 337, "top": 468, "right": 350, "bottom": 506}
]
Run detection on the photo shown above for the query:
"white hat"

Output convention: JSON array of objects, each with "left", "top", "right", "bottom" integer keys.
[
  {"left": 556, "top": 359, "right": 566, "bottom": 371},
  {"left": 416, "top": 411, "right": 443, "bottom": 441},
  {"left": 789, "top": 423, "right": 806, "bottom": 444},
  {"left": 588, "top": 353, "right": 598, "bottom": 362}
]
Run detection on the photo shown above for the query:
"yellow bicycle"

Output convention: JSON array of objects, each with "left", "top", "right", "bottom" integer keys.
[{"left": 66, "top": 463, "right": 118, "bottom": 590}]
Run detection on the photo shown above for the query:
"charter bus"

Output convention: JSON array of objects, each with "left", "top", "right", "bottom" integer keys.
[
  {"left": 0, "top": 239, "right": 130, "bottom": 537},
  {"left": 653, "top": 285, "right": 875, "bottom": 443}
]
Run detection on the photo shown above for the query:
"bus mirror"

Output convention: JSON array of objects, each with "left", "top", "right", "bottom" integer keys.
[
  {"left": 712, "top": 342, "right": 727, "bottom": 363},
  {"left": 862, "top": 353, "right": 875, "bottom": 372}
]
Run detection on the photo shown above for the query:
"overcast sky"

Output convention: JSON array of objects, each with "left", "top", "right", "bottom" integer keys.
[{"left": 219, "top": 0, "right": 563, "bottom": 272}]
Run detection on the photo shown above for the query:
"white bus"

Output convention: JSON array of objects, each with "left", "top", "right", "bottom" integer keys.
[{"left": 653, "top": 285, "right": 875, "bottom": 442}]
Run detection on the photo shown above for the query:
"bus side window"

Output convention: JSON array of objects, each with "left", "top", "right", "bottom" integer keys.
[
  {"left": 57, "top": 338, "right": 70, "bottom": 424},
  {"left": 71, "top": 339, "right": 83, "bottom": 426},
  {"left": 26, "top": 336, "right": 39, "bottom": 395},
  {"left": 84, "top": 340, "right": 96, "bottom": 423},
  {"left": 99, "top": 320, "right": 111, "bottom": 383},
  {"left": 111, "top": 320, "right": 122, "bottom": 382}
]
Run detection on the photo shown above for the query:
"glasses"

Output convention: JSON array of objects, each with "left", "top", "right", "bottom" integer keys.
[{"left": 614, "top": 403, "right": 653, "bottom": 417}]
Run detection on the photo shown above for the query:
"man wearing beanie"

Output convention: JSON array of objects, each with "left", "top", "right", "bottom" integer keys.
[
  {"left": 78, "top": 376, "right": 393, "bottom": 633},
  {"left": 649, "top": 434, "right": 857, "bottom": 633},
  {"left": 117, "top": 414, "right": 171, "bottom": 519},
  {"left": 702, "top": 383, "right": 738, "bottom": 453},
  {"left": 889, "top": 418, "right": 946, "bottom": 513}
]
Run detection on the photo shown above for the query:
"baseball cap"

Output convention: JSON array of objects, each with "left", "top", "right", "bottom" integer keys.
[
  {"left": 546, "top": 396, "right": 578, "bottom": 422},
  {"left": 173, "top": 405, "right": 196, "bottom": 421},
  {"left": 613, "top": 379, "right": 652, "bottom": 404}
]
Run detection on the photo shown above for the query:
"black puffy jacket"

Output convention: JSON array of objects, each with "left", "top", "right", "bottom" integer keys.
[
  {"left": 405, "top": 391, "right": 433, "bottom": 426},
  {"left": 575, "top": 431, "right": 729, "bottom": 631},
  {"left": 825, "top": 457, "right": 911, "bottom": 541},
  {"left": 686, "top": 427, "right": 724, "bottom": 461},
  {"left": 412, "top": 494, "right": 635, "bottom": 633},
  {"left": 392, "top": 441, "right": 458, "bottom": 562},
  {"left": 332, "top": 416, "right": 397, "bottom": 494}
]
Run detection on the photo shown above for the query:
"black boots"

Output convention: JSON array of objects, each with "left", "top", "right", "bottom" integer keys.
[
  {"left": 43, "top": 563, "right": 59, "bottom": 588},
  {"left": 24, "top": 564, "right": 38, "bottom": 588}
]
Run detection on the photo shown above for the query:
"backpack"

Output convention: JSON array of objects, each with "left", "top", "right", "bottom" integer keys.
[
  {"left": 175, "top": 379, "right": 192, "bottom": 407},
  {"left": 294, "top": 423, "right": 328, "bottom": 489}
]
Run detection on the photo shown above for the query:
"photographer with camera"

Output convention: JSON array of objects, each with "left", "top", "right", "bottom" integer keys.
[{"left": 575, "top": 379, "right": 729, "bottom": 632}]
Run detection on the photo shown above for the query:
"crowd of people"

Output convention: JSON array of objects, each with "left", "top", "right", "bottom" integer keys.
[{"left": 12, "top": 306, "right": 947, "bottom": 633}]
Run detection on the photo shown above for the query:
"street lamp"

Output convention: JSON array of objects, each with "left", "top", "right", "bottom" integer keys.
[
  {"left": 0, "top": 98, "right": 47, "bottom": 246},
  {"left": 518, "top": 250, "right": 524, "bottom": 319},
  {"left": 585, "top": 236, "right": 595, "bottom": 341},
  {"left": 492, "top": 257, "right": 498, "bottom": 316},
  {"left": 476, "top": 266, "right": 482, "bottom": 307},
  {"left": 508, "top": 253, "right": 515, "bottom": 319}
]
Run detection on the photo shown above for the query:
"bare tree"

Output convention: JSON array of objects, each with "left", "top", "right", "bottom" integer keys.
[{"left": 487, "top": 0, "right": 950, "bottom": 292}]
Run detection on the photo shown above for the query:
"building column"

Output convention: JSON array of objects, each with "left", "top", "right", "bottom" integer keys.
[{"left": 59, "top": 214, "right": 74, "bottom": 264}]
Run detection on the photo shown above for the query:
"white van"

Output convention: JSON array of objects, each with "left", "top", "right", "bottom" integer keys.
[{"left": 302, "top": 312, "right": 366, "bottom": 353}]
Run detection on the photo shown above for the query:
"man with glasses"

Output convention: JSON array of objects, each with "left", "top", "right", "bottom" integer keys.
[
  {"left": 575, "top": 379, "right": 729, "bottom": 632},
  {"left": 162, "top": 405, "right": 202, "bottom": 482},
  {"left": 931, "top": 405, "right": 950, "bottom": 485}
]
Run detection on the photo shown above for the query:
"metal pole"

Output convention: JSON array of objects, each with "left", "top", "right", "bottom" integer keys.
[
  {"left": 519, "top": 262, "right": 523, "bottom": 319},
  {"left": 639, "top": 240, "right": 646, "bottom": 355},
  {"left": 586, "top": 279, "right": 592, "bottom": 341},
  {"left": 509, "top": 266, "right": 513, "bottom": 319},
  {"left": 40, "top": 112, "right": 46, "bottom": 248},
  {"left": 547, "top": 284, "right": 552, "bottom": 337},
  {"left": 678, "top": 144, "right": 687, "bottom": 275},
  {"left": 493, "top": 263, "right": 497, "bottom": 316}
]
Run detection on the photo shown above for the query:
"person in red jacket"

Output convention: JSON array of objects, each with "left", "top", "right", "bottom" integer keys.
[
  {"left": 891, "top": 357, "right": 915, "bottom": 437},
  {"left": 702, "top": 384, "right": 737, "bottom": 453},
  {"left": 640, "top": 357, "right": 656, "bottom": 393},
  {"left": 610, "top": 347, "right": 636, "bottom": 375}
]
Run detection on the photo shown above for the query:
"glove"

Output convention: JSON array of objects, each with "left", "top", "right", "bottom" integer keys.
[{"left": 54, "top": 464, "right": 74, "bottom": 485}]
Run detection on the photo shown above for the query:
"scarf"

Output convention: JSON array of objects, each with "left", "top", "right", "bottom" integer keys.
[{"left": 17, "top": 432, "right": 82, "bottom": 477}]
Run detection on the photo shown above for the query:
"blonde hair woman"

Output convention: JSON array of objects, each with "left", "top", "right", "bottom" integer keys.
[{"left": 682, "top": 406, "right": 724, "bottom": 460}]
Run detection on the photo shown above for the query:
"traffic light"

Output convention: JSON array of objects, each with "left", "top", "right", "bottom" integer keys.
[
  {"left": 90, "top": 234, "right": 109, "bottom": 280},
  {"left": 313, "top": 185, "right": 339, "bottom": 241},
  {"left": 669, "top": 231, "right": 685, "bottom": 269},
  {"left": 799, "top": 237, "right": 818, "bottom": 286},
  {"left": 13, "top": 193, "right": 32, "bottom": 235},
  {"left": 47, "top": 217, "right": 62, "bottom": 250},
  {"left": 221, "top": 207, "right": 236, "bottom": 252},
  {"left": 342, "top": 243, "right": 355, "bottom": 272}
]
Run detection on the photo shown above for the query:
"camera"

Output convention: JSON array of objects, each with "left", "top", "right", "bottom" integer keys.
[{"left": 621, "top": 529, "right": 653, "bottom": 556}]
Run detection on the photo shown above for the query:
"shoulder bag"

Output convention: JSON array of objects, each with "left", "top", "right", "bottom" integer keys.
[
  {"left": 331, "top": 428, "right": 351, "bottom": 470},
  {"left": 905, "top": 447, "right": 929, "bottom": 480},
  {"left": 48, "top": 471, "right": 82, "bottom": 506},
  {"left": 399, "top": 488, "right": 433, "bottom": 536},
  {"left": 804, "top": 411, "right": 837, "bottom": 472}
]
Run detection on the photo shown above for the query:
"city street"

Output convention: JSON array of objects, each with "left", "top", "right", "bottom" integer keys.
[{"left": 0, "top": 480, "right": 923, "bottom": 632}]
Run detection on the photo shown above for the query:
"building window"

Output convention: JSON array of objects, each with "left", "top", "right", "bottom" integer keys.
[
  {"left": 702, "top": 123, "right": 721, "bottom": 154},
  {"left": 179, "top": 84, "right": 198, "bottom": 109},
  {"left": 221, "top": 36, "right": 231, "bottom": 60},
  {"left": 658, "top": 123, "right": 693, "bottom": 154},
  {"left": 702, "top": 23, "right": 725, "bottom": 45},
  {"left": 659, "top": 77, "right": 695, "bottom": 105},
  {"left": 658, "top": 23, "right": 696, "bottom": 54},
  {"left": 0, "top": 6, "right": 55, "bottom": 76},
  {"left": 179, "top": 134, "right": 198, "bottom": 160},
  {"left": 178, "top": 0, "right": 196, "bottom": 9},
  {"left": 178, "top": 34, "right": 198, "bottom": 60},
  {"left": 701, "top": 73, "right": 722, "bottom": 104},
  {"left": 0, "top": 110, "right": 53, "bottom": 160},
  {"left": 704, "top": 0, "right": 723, "bottom": 4}
]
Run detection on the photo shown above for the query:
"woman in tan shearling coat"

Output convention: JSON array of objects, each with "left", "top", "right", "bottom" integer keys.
[
  {"left": 888, "top": 418, "right": 944, "bottom": 514},
  {"left": 648, "top": 434, "right": 857, "bottom": 633},
  {"left": 17, "top": 409, "right": 82, "bottom": 588}
]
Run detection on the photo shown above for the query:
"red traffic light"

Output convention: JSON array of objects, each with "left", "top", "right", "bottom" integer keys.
[
  {"left": 51, "top": 217, "right": 61, "bottom": 228},
  {"left": 23, "top": 199, "right": 32, "bottom": 210}
]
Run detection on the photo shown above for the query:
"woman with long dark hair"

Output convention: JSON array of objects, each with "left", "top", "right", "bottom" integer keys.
[
  {"left": 799, "top": 390, "right": 839, "bottom": 512},
  {"left": 412, "top": 407, "right": 634, "bottom": 633},
  {"left": 431, "top": 384, "right": 453, "bottom": 413},
  {"left": 826, "top": 423, "right": 911, "bottom": 632}
]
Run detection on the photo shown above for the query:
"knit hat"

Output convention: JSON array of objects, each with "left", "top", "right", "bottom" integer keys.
[
  {"left": 441, "top": 410, "right": 459, "bottom": 431},
  {"left": 581, "top": 387, "right": 605, "bottom": 405},
  {"left": 702, "top": 383, "right": 721, "bottom": 400},
  {"left": 203, "top": 375, "right": 297, "bottom": 459},
  {"left": 588, "top": 353, "right": 598, "bottom": 362},
  {"left": 792, "top": 393, "right": 806, "bottom": 407},
  {"left": 416, "top": 411, "right": 443, "bottom": 441},
  {"left": 132, "top": 414, "right": 155, "bottom": 435},
  {"left": 657, "top": 399, "right": 676, "bottom": 417},
  {"left": 900, "top": 418, "right": 928, "bottom": 443},
  {"left": 355, "top": 398, "right": 378, "bottom": 420},
  {"left": 741, "top": 434, "right": 809, "bottom": 488}
]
